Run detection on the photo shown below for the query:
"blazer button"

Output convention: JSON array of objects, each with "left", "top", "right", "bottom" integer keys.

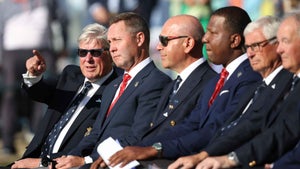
[
  {"left": 150, "top": 122, "right": 154, "bottom": 127},
  {"left": 249, "top": 161, "right": 256, "bottom": 167},
  {"left": 169, "top": 104, "right": 174, "bottom": 109},
  {"left": 170, "top": 120, "right": 176, "bottom": 126}
]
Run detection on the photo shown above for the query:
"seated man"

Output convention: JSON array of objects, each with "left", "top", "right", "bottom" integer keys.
[
  {"left": 10, "top": 23, "right": 121, "bottom": 168},
  {"left": 53, "top": 12, "right": 171, "bottom": 169},
  {"left": 93, "top": 6, "right": 262, "bottom": 169},
  {"left": 169, "top": 12, "right": 300, "bottom": 169},
  {"left": 141, "top": 14, "right": 217, "bottom": 141}
]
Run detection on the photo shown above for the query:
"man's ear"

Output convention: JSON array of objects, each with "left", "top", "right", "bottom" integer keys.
[
  {"left": 136, "top": 32, "right": 145, "bottom": 47},
  {"left": 230, "top": 34, "right": 242, "bottom": 48},
  {"left": 184, "top": 37, "right": 195, "bottom": 53}
]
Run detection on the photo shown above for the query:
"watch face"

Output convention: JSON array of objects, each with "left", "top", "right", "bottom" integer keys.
[
  {"left": 41, "top": 157, "right": 52, "bottom": 167},
  {"left": 41, "top": 158, "right": 49, "bottom": 167},
  {"left": 153, "top": 142, "right": 162, "bottom": 150}
]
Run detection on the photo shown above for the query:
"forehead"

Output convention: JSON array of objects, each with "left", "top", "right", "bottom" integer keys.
[
  {"left": 161, "top": 22, "right": 179, "bottom": 35},
  {"left": 207, "top": 15, "right": 226, "bottom": 29},
  {"left": 277, "top": 17, "right": 298, "bottom": 37},
  {"left": 107, "top": 21, "right": 129, "bottom": 37},
  {"left": 79, "top": 39, "right": 102, "bottom": 48},
  {"left": 245, "top": 28, "right": 265, "bottom": 43}
]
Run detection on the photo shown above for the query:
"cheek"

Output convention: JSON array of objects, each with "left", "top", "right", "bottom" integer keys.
[{"left": 161, "top": 56, "right": 172, "bottom": 67}]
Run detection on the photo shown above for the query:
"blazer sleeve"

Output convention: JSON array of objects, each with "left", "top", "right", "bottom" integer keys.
[
  {"left": 22, "top": 74, "right": 58, "bottom": 104},
  {"left": 235, "top": 99, "right": 300, "bottom": 167}
]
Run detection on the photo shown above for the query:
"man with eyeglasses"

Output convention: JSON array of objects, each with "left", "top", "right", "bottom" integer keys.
[
  {"left": 169, "top": 15, "right": 295, "bottom": 169},
  {"left": 184, "top": 11, "right": 300, "bottom": 169},
  {"left": 52, "top": 12, "right": 171, "bottom": 169},
  {"left": 10, "top": 23, "right": 122, "bottom": 168},
  {"left": 98, "top": 7, "right": 261, "bottom": 169}
]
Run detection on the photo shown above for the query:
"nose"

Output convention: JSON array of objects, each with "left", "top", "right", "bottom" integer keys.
[
  {"left": 246, "top": 48, "right": 255, "bottom": 58},
  {"left": 202, "top": 34, "right": 208, "bottom": 44},
  {"left": 156, "top": 42, "right": 163, "bottom": 51},
  {"left": 86, "top": 52, "right": 93, "bottom": 60},
  {"left": 276, "top": 43, "right": 283, "bottom": 55},
  {"left": 110, "top": 44, "right": 116, "bottom": 53}
]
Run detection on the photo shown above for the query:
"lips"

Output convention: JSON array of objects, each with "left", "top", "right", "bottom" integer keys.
[
  {"left": 250, "top": 61, "right": 259, "bottom": 66},
  {"left": 86, "top": 66, "right": 96, "bottom": 71},
  {"left": 112, "top": 54, "right": 121, "bottom": 58},
  {"left": 160, "top": 53, "right": 166, "bottom": 58}
]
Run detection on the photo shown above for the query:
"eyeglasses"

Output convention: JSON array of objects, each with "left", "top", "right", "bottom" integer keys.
[
  {"left": 159, "top": 35, "right": 188, "bottom": 47},
  {"left": 77, "top": 48, "right": 108, "bottom": 57},
  {"left": 244, "top": 37, "right": 277, "bottom": 52}
]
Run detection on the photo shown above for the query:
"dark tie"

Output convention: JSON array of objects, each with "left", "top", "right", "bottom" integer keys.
[
  {"left": 40, "top": 81, "right": 92, "bottom": 157},
  {"left": 252, "top": 81, "right": 267, "bottom": 102},
  {"left": 290, "top": 76, "right": 299, "bottom": 92},
  {"left": 106, "top": 73, "right": 131, "bottom": 117},
  {"left": 283, "top": 76, "right": 299, "bottom": 100},
  {"left": 220, "top": 81, "right": 267, "bottom": 135},
  {"left": 209, "top": 68, "right": 229, "bottom": 107},
  {"left": 170, "top": 76, "right": 182, "bottom": 99}
]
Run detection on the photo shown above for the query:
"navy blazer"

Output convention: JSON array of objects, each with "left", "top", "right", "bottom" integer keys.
[
  {"left": 20, "top": 65, "right": 120, "bottom": 159},
  {"left": 234, "top": 79, "right": 300, "bottom": 167},
  {"left": 273, "top": 141, "right": 300, "bottom": 169},
  {"left": 204, "top": 69, "right": 293, "bottom": 156},
  {"left": 141, "top": 61, "right": 217, "bottom": 140},
  {"left": 68, "top": 61, "right": 171, "bottom": 160},
  {"left": 141, "top": 59, "right": 261, "bottom": 159}
]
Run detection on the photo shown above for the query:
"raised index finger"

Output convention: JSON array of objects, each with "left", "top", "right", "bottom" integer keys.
[{"left": 32, "top": 49, "right": 46, "bottom": 63}]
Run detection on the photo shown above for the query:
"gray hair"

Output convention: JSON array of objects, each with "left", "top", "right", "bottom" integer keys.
[
  {"left": 244, "top": 15, "right": 280, "bottom": 42},
  {"left": 281, "top": 10, "right": 300, "bottom": 36},
  {"left": 78, "top": 23, "right": 109, "bottom": 49}
]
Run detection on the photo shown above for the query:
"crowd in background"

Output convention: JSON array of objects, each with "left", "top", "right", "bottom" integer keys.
[{"left": 0, "top": 0, "right": 300, "bottom": 165}]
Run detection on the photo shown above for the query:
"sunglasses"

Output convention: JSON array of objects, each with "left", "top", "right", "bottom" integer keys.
[
  {"left": 159, "top": 35, "right": 188, "bottom": 47},
  {"left": 77, "top": 48, "right": 108, "bottom": 57}
]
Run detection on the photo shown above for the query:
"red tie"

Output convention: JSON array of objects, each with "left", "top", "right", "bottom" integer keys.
[
  {"left": 106, "top": 73, "right": 131, "bottom": 117},
  {"left": 208, "top": 68, "right": 229, "bottom": 107}
]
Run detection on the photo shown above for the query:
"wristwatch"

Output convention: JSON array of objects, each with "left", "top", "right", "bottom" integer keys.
[
  {"left": 227, "top": 152, "right": 240, "bottom": 165},
  {"left": 152, "top": 142, "right": 162, "bottom": 157},
  {"left": 39, "top": 156, "right": 51, "bottom": 167}
]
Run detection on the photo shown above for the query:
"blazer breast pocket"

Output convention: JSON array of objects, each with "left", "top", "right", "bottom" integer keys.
[{"left": 219, "top": 90, "right": 229, "bottom": 96}]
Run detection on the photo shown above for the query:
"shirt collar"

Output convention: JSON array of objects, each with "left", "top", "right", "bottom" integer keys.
[
  {"left": 225, "top": 53, "right": 248, "bottom": 80},
  {"left": 178, "top": 58, "right": 206, "bottom": 82}
]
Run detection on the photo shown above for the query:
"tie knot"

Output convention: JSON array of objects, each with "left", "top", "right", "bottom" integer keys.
[
  {"left": 293, "top": 76, "right": 299, "bottom": 85},
  {"left": 123, "top": 73, "right": 131, "bottom": 83},
  {"left": 220, "top": 68, "right": 229, "bottom": 79},
  {"left": 258, "top": 81, "right": 267, "bottom": 89},
  {"left": 84, "top": 81, "right": 92, "bottom": 90},
  {"left": 175, "top": 75, "right": 182, "bottom": 84},
  {"left": 173, "top": 75, "right": 182, "bottom": 92}
]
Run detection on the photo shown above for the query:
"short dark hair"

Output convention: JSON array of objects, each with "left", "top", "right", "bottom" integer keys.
[
  {"left": 212, "top": 6, "right": 251, "bottom": 48},
  {"left": 109, "top": 12, "right": 150, "bottom": 46}
]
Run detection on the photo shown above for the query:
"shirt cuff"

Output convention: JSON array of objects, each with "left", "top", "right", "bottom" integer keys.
[
  {"left": 84, "top": 156, "right": 93, "bottom": 164},
  {"left": 22, "top": 71, "right": 42, "bottom": 87}
]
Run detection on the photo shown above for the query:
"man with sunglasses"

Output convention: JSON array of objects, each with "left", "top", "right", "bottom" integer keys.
[
  {"left": 10, "top": 23, "right": 122, "bottom": 168},
  {"left": 100, "top": 7, "right": 262, "bottom": 169},
  {"left": 53, "top": 12, "right": 171, "bottom": 169},
  {"left": 141, "top": 14, "right": 218, "bottom": 140},
  {"left": 169, "top": 15, "right": 295, "bottom": 169}
]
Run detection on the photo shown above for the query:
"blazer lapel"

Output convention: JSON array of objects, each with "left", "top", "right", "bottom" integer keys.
[
  {"left": 103, "top": 61, "right": 155, "bottom": 127},
  {"left": 151, "top": 62, "right": 212, "bottom": 131},
  {"left": 200, "top": 60, "right": 252, "bottom": 126},
  {"left": 61, "top": 87, "right": 103, "bottom": 147},
  {"left": 95, "top": 76, "right": 122, "bottom": 128},
  {"left": 263, "top": 69, "right": 293, "bottom": 126},
  {"left": 60, "top": 70, "right": 121, "bottom": 147}
]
